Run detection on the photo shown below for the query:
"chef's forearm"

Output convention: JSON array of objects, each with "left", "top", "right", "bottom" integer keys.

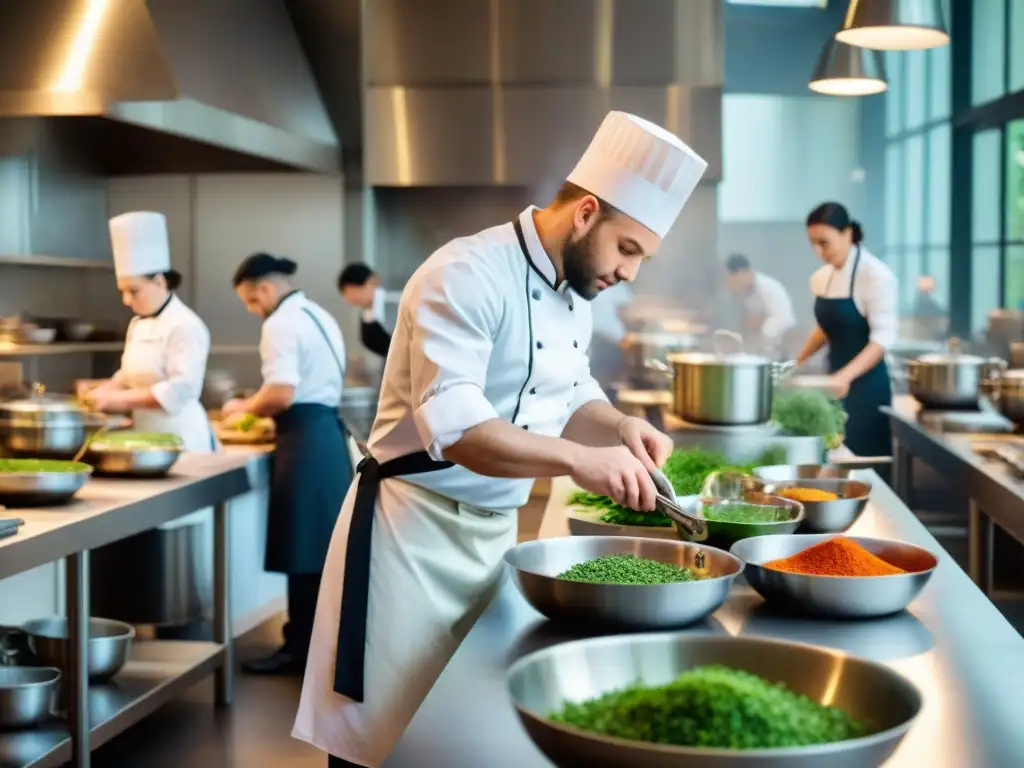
[
  {"left": 796, "top": 325, "right": 827, "bottom": 364},
  {"left": 120, "top": 388, "right": 160, "bottom": 410},
  {"left": 244, "top": 384, "right": 295, "bottom": 417},
  {"left": 442, "top": 419, "right": 581, "bottom": 479},
  {"left": 836, "top": 342, "right": 884, "bottom": 383},
  {"left": 561, "top": 400, "right": 626, "bottom": 448}
]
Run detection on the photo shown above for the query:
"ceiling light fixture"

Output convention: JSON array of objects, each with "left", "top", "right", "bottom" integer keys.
[
  {"left": 836, "top": 0, "right": 949, "bottom": 51},
  {"left": 809, "top": 36, "right": 888, "bottom": 96}
]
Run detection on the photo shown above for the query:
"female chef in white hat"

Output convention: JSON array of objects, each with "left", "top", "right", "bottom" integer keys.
[
  {"left": 85, "top": 211, "right": 215, "bottom": 452},
  {"left": 293, "top": 111, "right": 707, "bottom": 768}
]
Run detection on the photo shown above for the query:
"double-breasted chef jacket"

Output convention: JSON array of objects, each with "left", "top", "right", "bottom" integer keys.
[
  {"left": 260, "top": 290, "right": 352, "bottom": 575},
  {"left": 292, "top": 206, "right": 610, "bottom": 766}
]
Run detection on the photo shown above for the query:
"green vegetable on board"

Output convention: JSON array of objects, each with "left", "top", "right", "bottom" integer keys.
[
  {"left": 568, "top": 446, "right": 787, "bottom": 527},
  {"left": 236, "top": 413, "right": 259, "bottom": 433},
  {"left": 0, "top": 459, "right": 90, "bottom": 474},
  {"left": 557, "top": 554, "right": 703, "bottom": 585},
  {"left": 90, "top": 431, "right": 183, "bottom": 449},
  {"left": 551, "top": 664, "right": 868, "bottom": 749},
  {"left": 702, "top": 502, "right": 792, "bottom": 524},
  {"left": 771, "top": 389, "right": 848, "bottom": 450}
]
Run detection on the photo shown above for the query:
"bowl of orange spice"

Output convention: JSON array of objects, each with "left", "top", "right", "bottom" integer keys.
[
  {"left": 770, "top": 479, "right": 872, "bottom": 533},
  {"left": 729, "top": 534, "right": 939, "bottom": 618}
]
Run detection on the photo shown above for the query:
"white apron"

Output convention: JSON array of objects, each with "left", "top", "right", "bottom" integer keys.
[
  {"left": 292, "top": 478, "right": 516, "bottom": 767},
  {"left": 119, "top": 317, "right": 218, "bottom": 530}
]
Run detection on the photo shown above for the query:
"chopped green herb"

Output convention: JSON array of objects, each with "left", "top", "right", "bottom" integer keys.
[
  {"left": 90, "top": 432, "right": 183, "bottom": 450},
  {"left": 551, "top": 664, "right": 868, "bottom": 749},
  {"left": 557, "top": 554, "right": 702, "bottom": 585},
  {"left": 772, "top": 389, "right": 848, "bottom": 450},
  {"left": 702, "top": 502, "right": 792, "bottom": 524},
  {"left": 236, "top": 413, "right": 259, "bottom": 432},
  {"left": 0, "top": 459, "right": 90, "bottom": 473}
]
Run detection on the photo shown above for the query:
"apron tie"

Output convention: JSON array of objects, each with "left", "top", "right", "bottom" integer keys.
[{"left": 333, "top": 451, "right": 452, "bottom": 701}]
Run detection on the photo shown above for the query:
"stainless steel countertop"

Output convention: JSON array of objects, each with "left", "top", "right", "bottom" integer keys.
[
  {"left": 884, "top": 396, "right": 1024, "bottom": 543},
  {"left": 383, "top": 472, "right": 1024, "bottom": 768},
  {"left": 0, "top": 449, "right": 271, "bottom": 580}
]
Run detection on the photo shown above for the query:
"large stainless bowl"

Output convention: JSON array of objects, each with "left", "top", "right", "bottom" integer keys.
[
  {"left": 664, "top": 493, "right": 803, "bottom": 549},
  {"left": 505, "top": 536, "right": 742, "bottom": 630},
  {"left": 508, "top": 633, "right": 921, "bottom": 768},
  {"left": 729, "top": 534, "right": 938, "bottom": 618},
  {"left": 0, "top": 464, "right": 92, "bottom": 506},
  {"left": 768, "top": 479, "right": 871, "bottom": 534},
  {"left": 0, "top": 667, "right": 61, "bottom": 728},
  {"left": 22, "top": 617, "right": 134, "bottom": 681},
  {"left": 754, "top": 464, "right": 856, "bottom": 482},
  {"left": 83, "top": 446, "right": 182, "bottom": 477}
]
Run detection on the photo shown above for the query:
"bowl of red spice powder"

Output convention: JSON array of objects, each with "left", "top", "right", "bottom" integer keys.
[{"left": 729, "top": 535, "right": 939, "bottom": 618}]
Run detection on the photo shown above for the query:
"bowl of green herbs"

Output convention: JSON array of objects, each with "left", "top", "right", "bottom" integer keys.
[
  {"left": 505, "top": 536, "right": 742, "bottom": 629},
  {"left": 507, "top": 632, "right": 921, "bottom": 768},
  {"left": 662, "top": 493, "right": 804, "bottom": 550},
  {"left": 0, "top": 458, "right": 92, "bottom": 506}
]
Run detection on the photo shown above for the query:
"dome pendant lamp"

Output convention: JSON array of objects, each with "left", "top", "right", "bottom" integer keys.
[
  {"left": 809, "top": 36, "right": 888, "bottom": 96},
  {"left": 836, "top": 0, "right": 950, "bottom": 51}
]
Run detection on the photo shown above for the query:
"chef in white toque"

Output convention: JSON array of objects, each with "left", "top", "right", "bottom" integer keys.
[{"left": 293, "top": 111, "right": 708, "bottom": 768}]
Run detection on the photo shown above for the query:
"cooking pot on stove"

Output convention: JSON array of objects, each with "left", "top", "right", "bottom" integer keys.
[
  {"left": 0, "top": 387, "right": 90, "bottom": 457},
  {"left": 907, "top": 339, "right": 1006, "bottom": 409},
  {"left": 981, "top": 369, "right": 1024, "bottom": 426}
]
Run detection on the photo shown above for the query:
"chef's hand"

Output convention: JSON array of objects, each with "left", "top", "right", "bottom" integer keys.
[
  {"left": 827, "top": 372, "right": 852, "bottom": 399},
  {"left": 617, "top": 416, "right": 673, "bottom": 472},
  {"left": 571, "top": 445, "right": 658, "bottom": 512},
  {"left": 221, "top": 399, "right": 248, "bottom": 418},
  {"left": 86, "top": 388, "right": 125, "bottom": 413}
]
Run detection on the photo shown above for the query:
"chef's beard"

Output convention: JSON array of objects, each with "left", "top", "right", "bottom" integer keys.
[{"left": 562, "top": 226, "right": 602, "bottom": 300}]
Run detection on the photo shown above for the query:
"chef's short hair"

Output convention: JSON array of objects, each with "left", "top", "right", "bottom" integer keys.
[
  {"left": 144, "top": 270, "right": 182, "bottom": 291},
  {"left": 725, "top": 253, "right": 751, "bottom": 273},
  {"left": 232, "top": 252, "right": 298, "bottom": 286},
  {"left": 338, "top": 263, "right": 376, "bottom": 290},
  {"left": 552, "top": 181, "right": 621, "bottom": 218}
]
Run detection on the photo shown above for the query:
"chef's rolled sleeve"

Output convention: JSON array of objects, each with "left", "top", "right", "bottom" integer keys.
[
  {"left": 570, "top": 373, "right": 609, "bottom": 414},
  {"left": 259, "top": 320, "right": 302, "bottom": 387},
  {"left": 150, "top": 322, "right": 210, "bottom": 415},
  {"left": 863, "top": 266, "right": 899, "bottom": 350},
  {"left": 409, "top": 259, "right": 501, "bottom": 460}
]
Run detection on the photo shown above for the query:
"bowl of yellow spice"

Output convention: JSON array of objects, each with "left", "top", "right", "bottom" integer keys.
[{"left": 768, "top": 478, "right": 871, "bottom": 534}]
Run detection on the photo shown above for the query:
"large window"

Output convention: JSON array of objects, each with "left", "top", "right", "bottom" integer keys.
[
  {"left": 1006, "top": 121, "right": 1024, "bottom": 308},
  {"left": 883, "top": 2, "right": 952, "bottom": 321}
]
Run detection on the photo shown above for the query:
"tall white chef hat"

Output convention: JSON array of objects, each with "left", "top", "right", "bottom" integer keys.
[
  {"left": 109, "top": 211, "right": 171, "bottom": 279},
  {"left": 567, "top": 111, "right": 708, "bottom": 238}
]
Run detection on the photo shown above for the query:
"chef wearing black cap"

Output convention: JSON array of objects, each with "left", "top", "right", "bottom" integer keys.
[{"left": 224, "top": 253, "right": 352, "bottom": 675}]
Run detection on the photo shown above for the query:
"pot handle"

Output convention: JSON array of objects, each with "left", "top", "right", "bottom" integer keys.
[
  {"left": 980, "top": 361, "right": 1006, "bottom": 403},
  {"left": 712, "top": 329, "right": 744, "bottom": 355},
  {"left": 644, "top": 358, "right": 673, "bottom": 377}
]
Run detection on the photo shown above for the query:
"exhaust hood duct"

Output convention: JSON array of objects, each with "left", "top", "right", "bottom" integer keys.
[{"left": 0, "top": 0, "right": 340, "bottom": 173}]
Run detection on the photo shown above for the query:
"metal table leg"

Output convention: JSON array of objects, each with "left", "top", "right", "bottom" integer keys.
[
  {"left": 66, "top": 551, "right": 90, "bottom": 768},
  {"left": 214, "top": 501, "right": 233, "bottom": 706},
  {"left": 968, "top": 500, "right": 995, "bottom": 595},
  {"left": 893, "top": 438, "right": 913, "bottom": 505}
]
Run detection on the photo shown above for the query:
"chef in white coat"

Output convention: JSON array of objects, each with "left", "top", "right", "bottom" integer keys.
[
  {"left": 293, "top": 111, "right": 708, "bottom": 768},
  {"left": 84, "top": 212, "right": 217, "bottom": 605},
  {"left": 723, "top": 253, "right": 796, "bottom": 353}
]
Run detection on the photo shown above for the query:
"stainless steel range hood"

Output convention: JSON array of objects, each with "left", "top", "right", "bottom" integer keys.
[{"left": 0, "top": 0, "right": 340, "bottom": 173}]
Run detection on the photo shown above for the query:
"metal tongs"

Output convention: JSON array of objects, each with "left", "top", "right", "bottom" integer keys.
[{"left": 650, "top": 467, "right": 708, "bottom": 541}]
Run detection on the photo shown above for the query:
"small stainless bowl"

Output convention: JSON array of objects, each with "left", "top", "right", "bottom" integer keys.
[
  {"left": 508, "top": 632, "right": 922, "bottom": 768},
  {"left": 0, "top": 465, "right": 91, "bottom": 507},
  {"left": 83, "top": 446, "right": 182, "bottom": 478},
  {"left": 754, "top": 464, "right": 855, "bottom": 483},
  {"left": 0, "top": 667, "right": 60, "bottom": 729},
  {"left": 769, "top": 479, "right": 872, "bottom": 534},
  {"left": 665, "top": 493, "right": 804, "bottom": 549},
  {"left": 505, "top": 536, "right": 742, "bottom": 630},
  {"left": 22, "top": 617, "right": 134, "bottom": 681},
  {"left": 730, "top": 534, "right": 939, "bottom": 619}
]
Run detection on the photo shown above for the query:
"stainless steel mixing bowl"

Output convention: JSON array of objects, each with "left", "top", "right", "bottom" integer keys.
[
  {"left": 768, "top": 479, "right": 872, "bottom": 534},
  {"left": 0, "top": 667, "right": 60, "bottom": 728},
  {"left": 22, "top": 617, "right": 134, "bottom": 681},
  {"left": 753, "top": 464, "right": 856, "bottom": 482},
  {"left": 83, "top": 445, "right": 182, "bottom": 477},
  {"left": 507, "top": 632, "right": 921, "bottom": 768},
  {"left": 0, "top": 465, "right": 91, "bottom": 507},
  {"left": 729, "top": 534, "right": 939, "bottom": 618},
  {"left": 505, "top": 536, "right": 742, "bottom": 630},
  {"left": 664, "top": 493, "right": 803, "bottom": 549}
]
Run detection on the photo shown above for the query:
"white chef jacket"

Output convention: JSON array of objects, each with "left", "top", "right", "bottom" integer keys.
[
  {"left": 369, "top": 206, "right": 609, "bottom": 511},
  {"left": 810, "top": 246, "right": 898, "bottom": 349},
  {"left": 260, "top": 291, "right": 346, "bottom": 407},
  {"left": 362, "top": 286, "right": 387, "bottom": 327},
  {"left": 747, "top": 271, "right": 796, "bottom": 339}
]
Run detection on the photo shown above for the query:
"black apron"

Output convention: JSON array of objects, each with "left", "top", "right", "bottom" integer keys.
[
  {"left": 814, "top": 248, "right": 893, "bottom": 458},
  {"left": 265, "top": 306, "right": 353, "bottom": 575}
]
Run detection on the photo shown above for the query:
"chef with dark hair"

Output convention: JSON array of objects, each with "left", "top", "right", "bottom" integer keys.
[
  {"left": 723, "top": 252, "right": 796, "bottom": 350},
  {"left": 224, "top": 253, "right": 351, "bottom": 675},
  {"left": 796, "top": 202, "right": 897, "bottom": 458},
  {"left": 293, "top": 111, "right": 708, "bottom": 768},
  {"left": 338, "top": 263, "right": 391, "bottom": 358}
]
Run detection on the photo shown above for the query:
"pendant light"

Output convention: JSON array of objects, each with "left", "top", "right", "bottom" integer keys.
[
  {"left": 809, "top": 36, "right": 888, "bottom": 96},
  {"left": 835, "top": 0, "right": 949, "bottom": 51}
]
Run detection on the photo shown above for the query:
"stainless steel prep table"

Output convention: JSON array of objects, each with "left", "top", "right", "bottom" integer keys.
[
  {"left": 0, "top": 449, "right": 270, "bottom": 768},
  {"left": 381, "top": 471, "right": 1024, "bottom": 768},
  {"left": 884, "top": 395, "right": 1024, "bottom": 593}
]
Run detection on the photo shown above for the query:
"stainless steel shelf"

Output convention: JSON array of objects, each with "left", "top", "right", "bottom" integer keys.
[
  {"left": 0, "top": 343, "right": 124, "bottom": 357},
  {"left": 0, "top": 254, "right": 114, "bottom": 271},
  {"left": 0, "top": 640, "right": 225, "bottom": 768}
]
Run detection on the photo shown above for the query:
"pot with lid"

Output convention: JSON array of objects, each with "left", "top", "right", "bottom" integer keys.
[
  {"left": 0, "top": 385, "right": 89, "bottom": 457},
  {"left": 907, "top": 338, "right": 1006, "bottom": 409},
  {"left": 982, "top": 369, "right": 1024, "bottom": 426},
  {"left": 666, "top": 330, "right": 775, "bottom": 426}
]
